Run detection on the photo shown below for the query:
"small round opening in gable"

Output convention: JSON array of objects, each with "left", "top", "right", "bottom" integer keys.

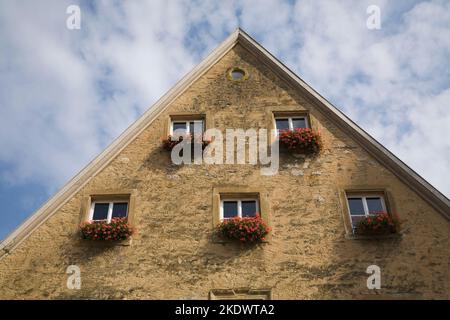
[
  {"left": 227, "top": 67, "right": 248, "bottom": 81},
  {"left": 231, "top": 69, "right": 245, "bottom": 80}
]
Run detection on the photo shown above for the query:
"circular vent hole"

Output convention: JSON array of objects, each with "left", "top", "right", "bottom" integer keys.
[
  {"left": 231, "top": 69, "right": 245, "bottom": 80},
  {"left": 228, "top": 67, "right": 247, "bottom": 81}
]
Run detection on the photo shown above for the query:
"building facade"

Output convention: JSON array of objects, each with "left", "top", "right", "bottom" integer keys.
[{"left": 0, "top": 29, "right": 449, "bottom": 299}]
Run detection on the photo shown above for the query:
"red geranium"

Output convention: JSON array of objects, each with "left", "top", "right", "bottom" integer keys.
[
  {"left": 278, "top": 128, "right": 322, "bottom": 154},
  {"left": 216, "top": 214, "right": 271, "bottom": 243},
  {"left": 80, "top": 217, "right": 133, "bottom": 241},
  {"left": 355, "top": 212, "right": 396, "bottom": 235},
  {"left": 161, "top": 134, "right": 211, "bottom": 151}
]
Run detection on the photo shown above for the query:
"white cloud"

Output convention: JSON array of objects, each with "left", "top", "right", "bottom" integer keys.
[
  {"left": 266, "top": 0, "right": 450, "bottom": 196},
  {"left": 0, "top": 0, "right": 449, "bottom": 203}
]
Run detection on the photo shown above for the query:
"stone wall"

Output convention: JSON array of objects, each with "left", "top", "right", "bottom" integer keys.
[{"left": 0, "top": 44, "right": 449, "bottom": 299}]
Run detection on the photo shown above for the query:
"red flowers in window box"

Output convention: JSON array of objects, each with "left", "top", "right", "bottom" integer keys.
[
  {"left": 355, "top": 212, "right": 396, "bottom": 235},
  {"left": 216, "top": 215, "right": 271, "bottom": 243},
  {"left": 278, "top": 128, "right": 322, "bottom": 154},
  {"left": 161, "top": 134, "right": 211, "bottom": 151},
  {"left": 80, "top": 217, "right": 133, "bottom": 241}
]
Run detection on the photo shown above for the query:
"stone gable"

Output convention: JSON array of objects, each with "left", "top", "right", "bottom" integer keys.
[{"left": 0, "top": 43, "right": 449, "bottom": 299}]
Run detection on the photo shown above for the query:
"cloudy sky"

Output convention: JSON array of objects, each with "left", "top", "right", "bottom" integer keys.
[{"left": 0, "top": 0, "right": 449, "bottom": 240}]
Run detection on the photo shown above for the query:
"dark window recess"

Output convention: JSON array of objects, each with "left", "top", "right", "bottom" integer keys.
[
  {"left": 348, "top": 198, "right": 365, "bottom": 215},
  {"left": 92, "top": 203, "right": 109, "bottom": 220},
  {"left": 112, "top": 202, "right": 128, "bottom": 218},
  {"left": 366, "top": 197, "right": 383, "bottom": 214},
  {"left": 292, "top": 118, "right": 307, "bottom": 129},
  {"left": 191, "top": 121, "right": 203, "bottom": 134},
  {"left": 241, "top": 201, "right": 257, "bottom": 217},
  {"left": 173, "top": 122, "right": 187, "bottom": 133},
  {"left": 223, "top": 201, "right": 238, "bottom": 219},
  {"left": 275, "top": 119, "right": 289, "bottom": 131}
]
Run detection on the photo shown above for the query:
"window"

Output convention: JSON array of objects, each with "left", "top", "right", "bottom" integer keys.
[
  {"left": 346, "top": 194, "right": 387, "bottom": 230},
  {"left": 274, "top": 116, "right": 308, "bottom": 134},
  {"left": 231, "top": 69, "right": 245, "bottom": 80},
  {"left": 220, "top": 198, "right": 259, "bottom": 220},
  {"left": 82, "top": 191, "right": 135, "bottom": 231},
  {"left": 212, "top": 188, "right": 270, "bottom": 236},
  {"left": 227, "top": 67, "right": 248, "bottom": 81},
  {"left": 170, "top": 120, "right": 203, "bottom": 136},
  {"left": 89, "top": 201, "right": 129, "bottom": 223}
]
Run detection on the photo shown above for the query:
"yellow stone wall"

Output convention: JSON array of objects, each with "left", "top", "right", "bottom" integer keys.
[{"left": 0, "top": 44, "right": 449, "bottom": 299}]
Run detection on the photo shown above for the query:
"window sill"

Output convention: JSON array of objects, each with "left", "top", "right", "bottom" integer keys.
[{"left": 345, "top": 233, "right": 402, "bottom": 240}]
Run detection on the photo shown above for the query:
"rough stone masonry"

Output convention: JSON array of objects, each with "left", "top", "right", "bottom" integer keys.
[{"left": 0, "top": 43, "right": 449, "bottom": 299}]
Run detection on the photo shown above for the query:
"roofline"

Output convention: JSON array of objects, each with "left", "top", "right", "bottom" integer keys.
[
  {"left": 1, "top": 28, "right": 448, "bottom": 259},
  {"left": 0, "top": 29, "right": 241, "bottom": 259},
  {"left": 236, "top": 29, "right": 450, "bottom": 219}
]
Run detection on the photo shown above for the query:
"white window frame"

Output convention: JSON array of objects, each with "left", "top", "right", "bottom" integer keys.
[
  {"left": 170, "top": 120, "right": 204, "bottom": 135},
  {"left": 346, "top": 194, "right": 387, "bottom": 229},
  {"left": 89, "top": 201, "right": 129, "bottom": 223},
  {"left": 274, "top": 116, "right": 309, "bottom": 136},
  {"left": 220, "top": 198, "right": 259, "bottom": 221}
]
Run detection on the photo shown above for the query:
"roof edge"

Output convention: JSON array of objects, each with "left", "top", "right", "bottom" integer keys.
[
  {"left": 0, "top": 29, "right": 241, "bottom": 259},
  {"left": 1, "top": 28, "right": 449, "bottom": 260},
  {"left": 236, "top": 29, "right": 450, "bottom": 220}
]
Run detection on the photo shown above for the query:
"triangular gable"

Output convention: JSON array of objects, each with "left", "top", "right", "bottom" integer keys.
[{"left": 1, "top": 28, "right": 449, "bottom": 259}]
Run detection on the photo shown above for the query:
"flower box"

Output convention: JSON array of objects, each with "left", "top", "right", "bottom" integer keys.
[
  {"left": 354, "top": 212, "right": 396, "bottom": 236},
  {"left": 161, "top": 134, "right": 211, "bottom": 152},
  {"left": 278, "top": 128, "right": 322, "bottom": 154},
  {"left": 80, "top": 217, "right": 133, "bottom": 241},
  {"left": 216, "top": 215, "right": 271, "bottom": 243}
]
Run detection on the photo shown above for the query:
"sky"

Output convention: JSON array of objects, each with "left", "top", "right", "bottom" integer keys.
[{"left": 0, "top": 0, "right": 449, "bottom": 241}]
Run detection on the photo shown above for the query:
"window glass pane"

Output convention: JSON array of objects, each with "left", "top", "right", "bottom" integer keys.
[
  {"left": 366, "top": 197, "right": 384, "bottom": 214},
  {"left": 191, "top": 121, "right": 203, "bottom": 135},
  {"left": 275, "top": 119, "right": 289, "bottom": 131},
  {"left": 348, "top": 198, "right": 365, "bottom": 215},
  {"left": 292, "top": 118, "right": 307, "bottom": 129},
  {"left": 92, "top": 203, "right": 109, "bottom": 220},
  {"left": 172, "top": 122, "right": 187, "bottom": 133},
  {"left": 112, "top": 202, "right": 128, "bottom": 218},
  {"left": 223, "top": 201, "right": 238, "bottom": 219},
  {"left": 242, "top": 201, "right": 257, "bottom": 217}
]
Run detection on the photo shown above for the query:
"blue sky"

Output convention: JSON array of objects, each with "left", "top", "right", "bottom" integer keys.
[{"left": 1, "top": 0, "right": 450, "bottom": 241}]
